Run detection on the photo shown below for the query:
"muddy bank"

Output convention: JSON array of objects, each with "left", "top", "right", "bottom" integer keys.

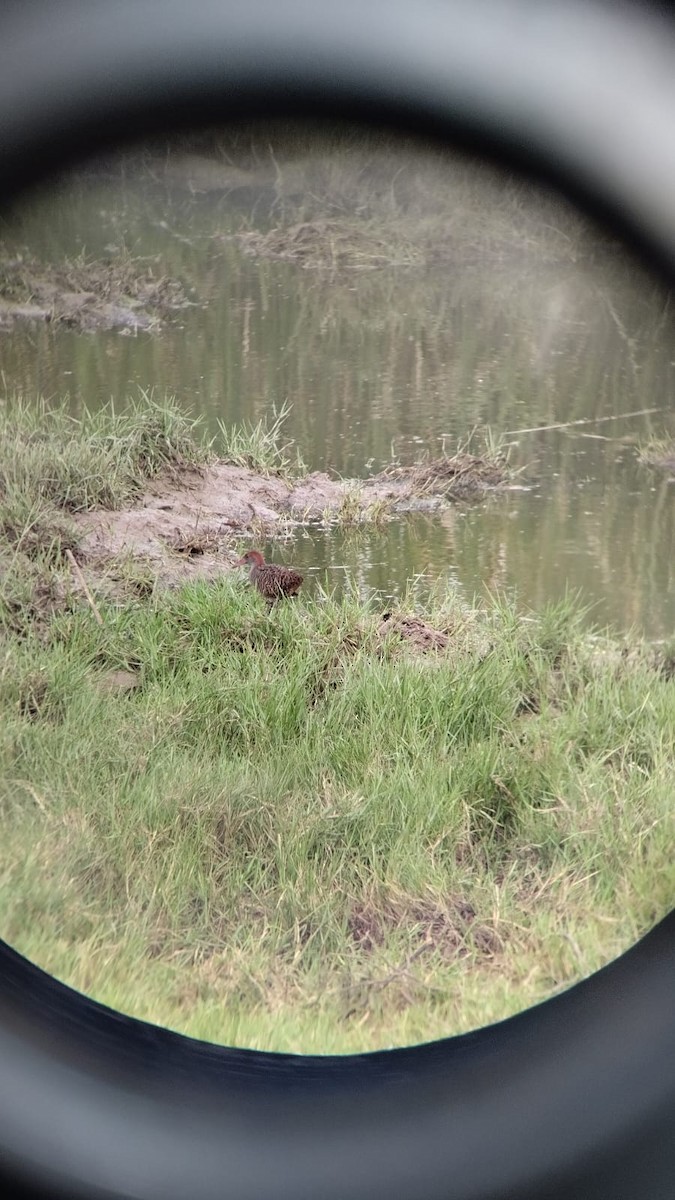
[
  {"left": 0, "top": 252, "right": 190, "bottom": 332},
  {"left": 76, "top": 453, "right": 510, "bottom": 585}
]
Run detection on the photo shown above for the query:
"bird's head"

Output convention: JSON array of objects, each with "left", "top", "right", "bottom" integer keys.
[{"left": 236, "top": 549, "right": 265, "bottom": 567}]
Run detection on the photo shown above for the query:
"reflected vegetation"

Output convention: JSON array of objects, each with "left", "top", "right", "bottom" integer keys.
[{"left": 3, "top": 127, "right": 675, "bottom": 635}]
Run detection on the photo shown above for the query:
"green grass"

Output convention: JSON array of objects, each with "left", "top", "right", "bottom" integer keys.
[
  {"left": 0, "top": 398, "right": 672, "bottom": 1051},
  {"left": 217, "top": 401, "right": 307, "bottom": 477},
  {"left": 0, "top": 577, "right": 672, "bottom": 1053},
  {"left": 0, "top": 388, "right": 213, "bottom": 598},
  {"left": 326, "top": 487, "right": 392, "bottom": 528},
  {"left": 0, "top": 388, "right": 211, "bottom": 517}
]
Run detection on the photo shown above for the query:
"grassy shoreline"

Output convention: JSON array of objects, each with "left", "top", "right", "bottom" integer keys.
[
  {"left": 1, "top": 400, "right": 673, "bottom": 1052},
  {"left": 0, "top": 396, "right": 512, "bottom": 610}
]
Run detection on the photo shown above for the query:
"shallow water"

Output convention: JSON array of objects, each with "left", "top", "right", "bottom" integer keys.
[{"left": 4, "top": 161, "right": 675, "bottom": 637}]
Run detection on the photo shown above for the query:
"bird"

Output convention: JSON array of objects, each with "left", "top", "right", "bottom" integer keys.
[{"left": 236, "top": 549, "right": 304, "bottom": 603}]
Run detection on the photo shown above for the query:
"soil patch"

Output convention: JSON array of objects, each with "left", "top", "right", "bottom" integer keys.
[
  {"left": 0, "top": 252, "right": 190, "bottom": 332},
  {"left": 377, "top": 613, "right": 449, "bottom": 654}
]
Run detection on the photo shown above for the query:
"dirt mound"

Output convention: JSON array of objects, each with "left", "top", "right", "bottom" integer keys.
[{"left": 378, "top": 612, "right": 449, "bottom": 653}]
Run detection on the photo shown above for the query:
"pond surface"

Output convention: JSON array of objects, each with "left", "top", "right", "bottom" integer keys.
[{"left": 4, "top": 156, "right": 675, "bottom": 637}]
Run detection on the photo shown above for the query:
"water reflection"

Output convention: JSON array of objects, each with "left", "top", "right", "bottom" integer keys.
[{"left": 3, "top": 148, "right": 675, "bottom": 636}]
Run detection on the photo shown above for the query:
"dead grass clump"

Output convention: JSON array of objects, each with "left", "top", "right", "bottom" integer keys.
[
  {"left": 406, "top": 897, "right": 503, "bottom": 961},
  {"left": 347, "top": 904, "right": 386, "bottom": 953},
  {"left": 347, "top": 896, "right": 502, "bottom": 962},
  {"left": 236, "top": 219, "right": 421, "bottom": 271},
  {"left": 636, "top": 438, "right": 675, "bottom": 473},
  {"left": 383, "top": 452, "right": 508, "bottom": 500}
]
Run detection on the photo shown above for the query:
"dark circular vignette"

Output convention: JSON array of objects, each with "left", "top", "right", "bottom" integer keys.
[
  {"left": 0, "top": 2, "right": 674, "bottom": 1199},
  {"left": 3, "top": 0, "right": 675, "bottom": 287},
  {"left": 0, "top": 1, "right": 672, "bottom": 280}
]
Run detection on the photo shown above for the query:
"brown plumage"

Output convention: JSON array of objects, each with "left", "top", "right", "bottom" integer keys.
[{"left": 236, "top": 549, "right": 303, "bottom": 602}]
